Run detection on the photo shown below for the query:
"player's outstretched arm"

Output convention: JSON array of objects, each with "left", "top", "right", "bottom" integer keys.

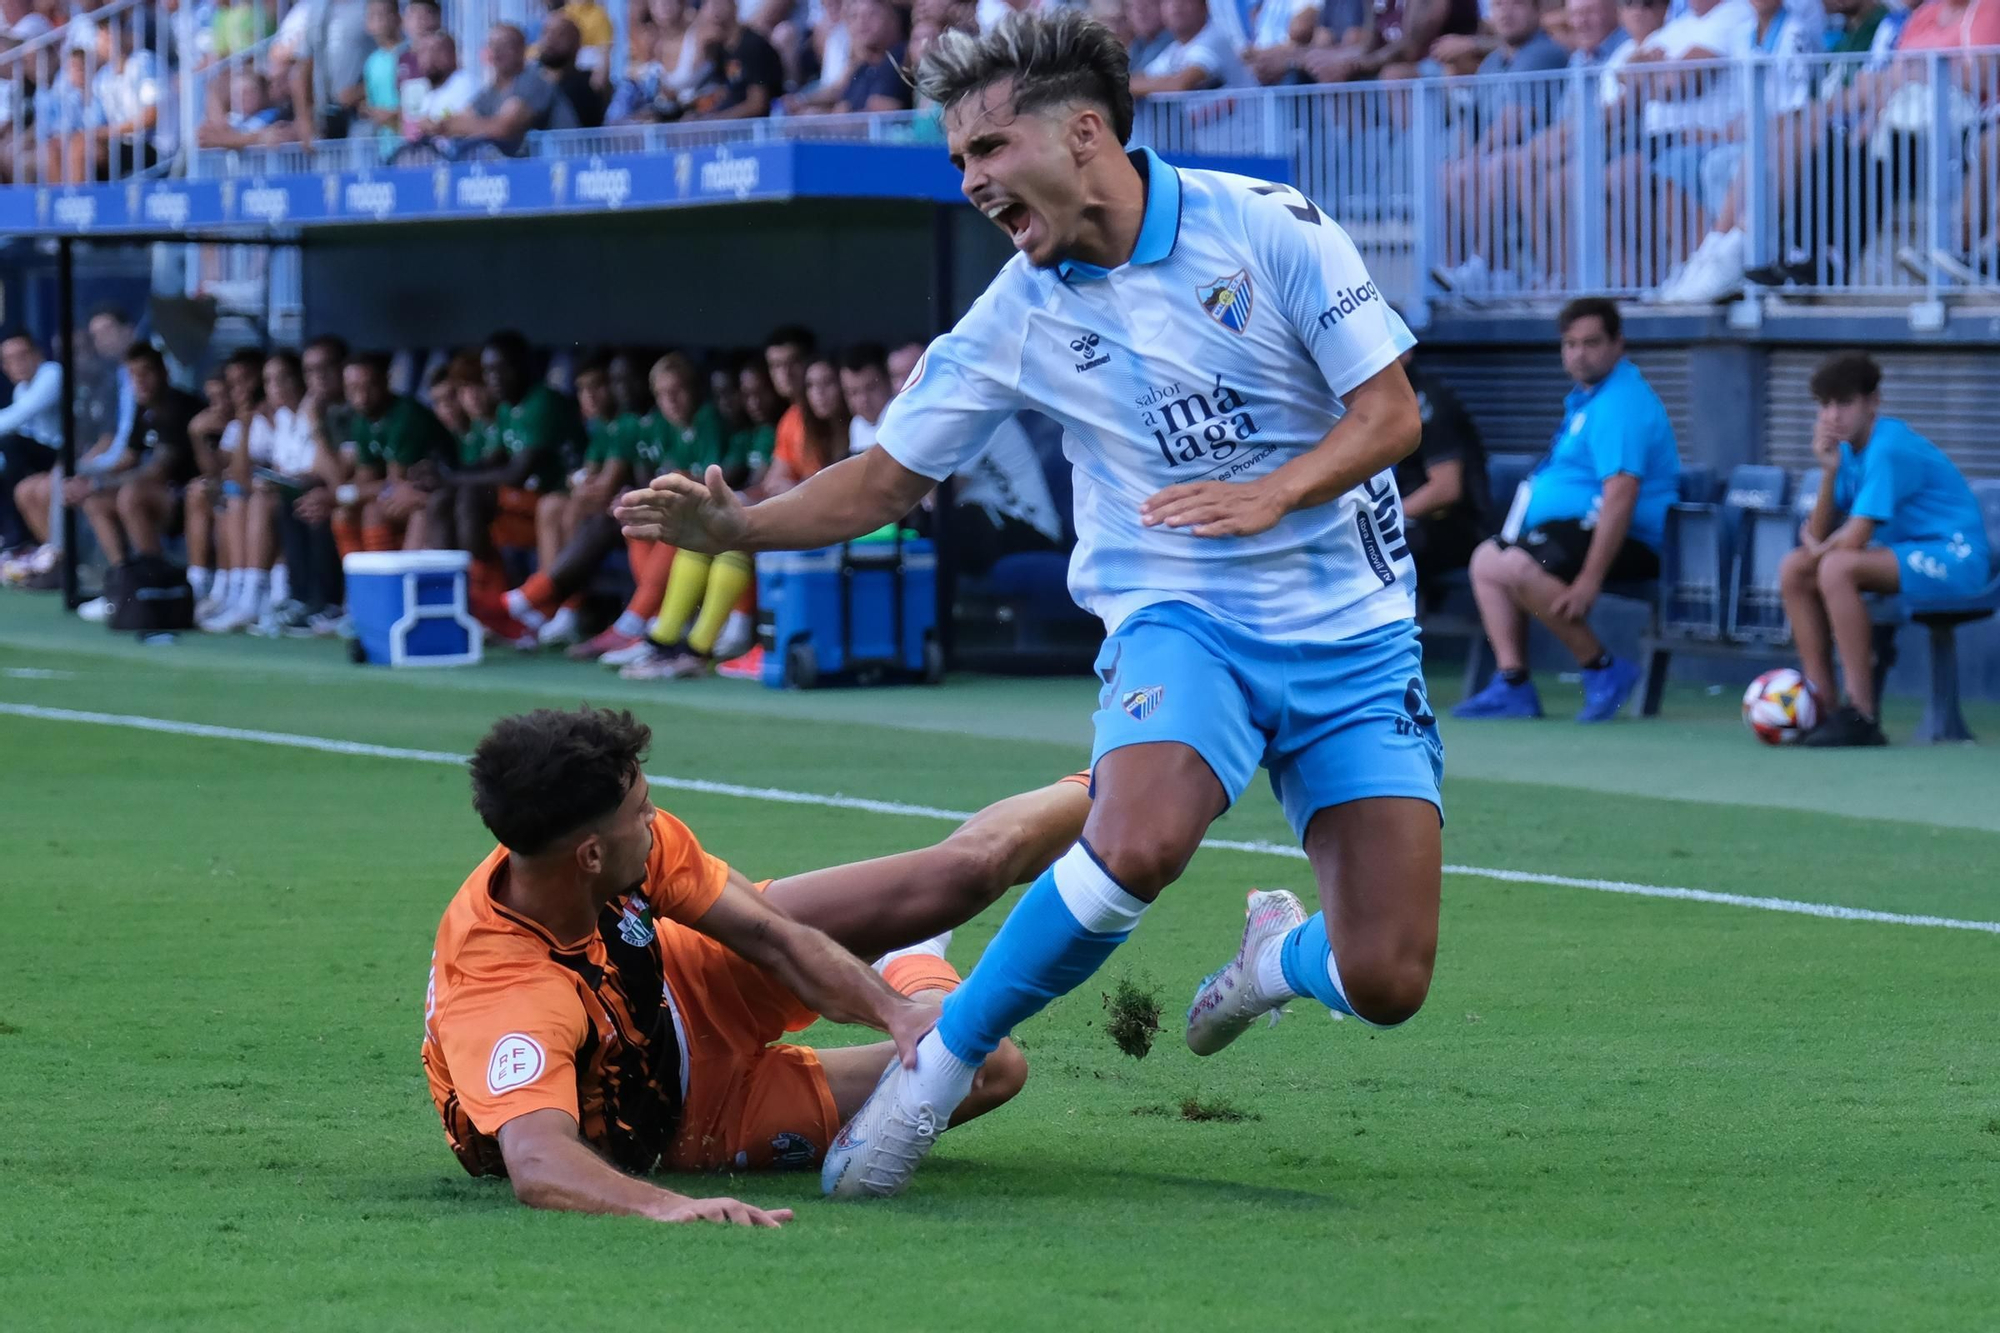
[
  {"left": 693, "top": 872, "right": 936, "bottom": 1067},
  {"left": 497, "top": 1108, "right": 792, "bottom": 1227},
  {"left": 614, "top": 447, "right": 935, "bottom": 554}
]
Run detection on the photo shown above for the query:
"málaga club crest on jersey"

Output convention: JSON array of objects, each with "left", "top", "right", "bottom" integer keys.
[{"left": 1197, "top": 271, "right": 1254, "bottom": 334}]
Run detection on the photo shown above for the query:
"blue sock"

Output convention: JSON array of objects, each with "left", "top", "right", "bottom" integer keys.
[
  {"left": 933, "top": 842, "right": 1150, "bottom": 1064},
  {"left": 1278, "top": 913, "right": 1359, "bottom": 1019}
]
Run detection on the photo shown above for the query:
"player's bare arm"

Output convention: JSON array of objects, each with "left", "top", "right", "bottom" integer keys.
[
  {"left": 497, "top": 1108, "right": 792, "bottom": 1227},
  {"left": 1141, "top": 358, "right": 1421, "bottom": 538},
  {"left": 1548, "top": 473, "right": 1639, "bottom": 621},
  {"left": 693, "top": 870, "right": 938, "bottom": 1066},
  {"left": 614, "top": 445, "right": 934, "bottom": 553}
]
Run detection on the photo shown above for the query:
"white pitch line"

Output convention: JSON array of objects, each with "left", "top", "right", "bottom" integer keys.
[{"left": 5, "top": 701, "right": 1998, "bottom": 937}]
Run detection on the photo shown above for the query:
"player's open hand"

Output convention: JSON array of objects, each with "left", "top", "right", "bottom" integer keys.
[
  {"left": 654, "top": 1196, "right": 794, "bottom": 1228},
  {"left": 614, "top": 465, "right": 748, "bottom": 553},
  {"left": 1140, "top": 479, "right": 1288, "bottom": 538}
]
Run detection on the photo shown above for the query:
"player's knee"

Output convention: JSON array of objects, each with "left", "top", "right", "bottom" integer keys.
[
  {"left": 1779, "top": 545, "right": 1817, "bottom": 591},
  {"left": 1339, "top": 943, "right": 1434, "bottom": 1027},
  {"left": 1085, "top": 819, "right": 1197, "bottom": 900},
  {"left": 113, "top": 483, "right": 146, "bottom": 522},
  {"left": 1816, "top": 550, "right": 1861, "bottom": 596}
]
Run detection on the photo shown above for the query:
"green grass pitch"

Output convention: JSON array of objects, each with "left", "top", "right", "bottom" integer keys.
[{"left": 2, "top": 600, "right": 1997, "bottom": 1330}]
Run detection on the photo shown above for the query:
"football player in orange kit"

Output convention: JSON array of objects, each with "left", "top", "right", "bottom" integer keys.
[{"left": 423, "top": 706, "right": 1089, "bottom": 1226}]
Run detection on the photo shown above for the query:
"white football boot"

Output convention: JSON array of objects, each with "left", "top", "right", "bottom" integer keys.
[
  {"left": 821, "top": 1050, "right": 965, "bottom": 1200},
  {"left": 1185, "top": 889, "right": 1309, "bottom": 1057}
]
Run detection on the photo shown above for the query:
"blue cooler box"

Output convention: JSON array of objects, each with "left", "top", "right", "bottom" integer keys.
[
  {"left": 343, "top": 550, "right": 483, "bottom": 668},
  {"left": 756, "top": 540, "right": 942, "bottom": 689}
]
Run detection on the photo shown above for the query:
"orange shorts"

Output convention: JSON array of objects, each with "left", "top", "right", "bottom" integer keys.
[
  {"left": 657, "top": 906, "right": 838, "bottom": 1174},
  {"left": 490, "top": 486, "right": 541, "bottom": 549}
]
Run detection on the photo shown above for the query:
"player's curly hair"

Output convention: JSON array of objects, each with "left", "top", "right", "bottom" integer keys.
[
  {"left": 917, "top": 10, "right": 1134, "bottom": 147},
  {"left": 468, "top": 707, "right": 652, "bottom": 855}
]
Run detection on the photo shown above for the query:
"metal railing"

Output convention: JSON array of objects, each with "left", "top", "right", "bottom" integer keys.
[
  {"left": 15, "top": 28, "right": 2000, "bottom": 308},
  {"left": 1135, "top": 47, "right": 2000, "bottom": 306},
  {"left": 0, "top": 0, "right": 195, "bottom": 186}
]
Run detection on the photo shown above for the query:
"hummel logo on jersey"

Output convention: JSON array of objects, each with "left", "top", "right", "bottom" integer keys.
[
  {"left": 1197, "top": 271, "right": 1254, "bottom": 334},
  {"left": 1070, "top": 332, "right": 1109, "bottom": 373}
]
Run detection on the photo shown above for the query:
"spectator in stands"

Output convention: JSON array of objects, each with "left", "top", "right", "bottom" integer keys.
[
  {"left": 68, "top": 344, "right": 205, "bottom": 622},
  {"left": 1564, "top": 0, "right": 1628, "bottom": 66},
  {"left": 1780, "top": 353, "right": 1991, "bottom": 747},
  {"left": 1311, "top": 0, "right": 1481, "bottom": 82},
  {"left": 1393, "top": 343, "right": 1490, "bottom": 588},
  {"left": 538, "top": 16, "right": 608, "bottom": 128},
  {"left": 840, "top": 343, "right": 892, "bottom": 454},
  {"left": 1432, "top": 0, "right": 1570, "bottom": 278},
  {"left": 1652, "top": 0, "right": 1822, "bottom": 302},
  {"left": 764, "top": 325, "right": 816, "bottom": 413},
  {"left": 198, "top": 64, "right": 298, "bottom": 149},
  {"left": 1454, "top": 299, "right": 1679, "bottom": 723},
  {"left": 772, "top": 0, "right": 849, "bottom": 108},
  {"left": 290, "top": 0, "right": 373, "bottom": 142},
  {"left": 1603, "top": 0, "right": 1755, "bottom": 285},
  {"left": 685, "top": 0, "right": 786, "bottom": 120},
  {"left": 801, "top": 0, "right": 912, "bottom": 113},
  {"left": 608, "top": 0, "right": 703, "bottom": 122},
  {"left": 764, "top": 351, "right": 848, "bottom": 497},
  {"left": 547, "top": 0, "right": 617, "bottom": 83},
  {"left": 887, "top": 340, "right": 925, "bottom": 392},
  {"left": 431, "top": 23, "right": 578, "bottom": 155},
  {"left": 351, "top": 0, "right": 407, "bottom": 143},
  {"left": 1243, "top": 0, "right": 1326, "bottom": 83},
  {"left": 0, "top": 333, "right": 63, "bottom": 557},
  {"left": 1129, "top": 0, "right": 1252, "bottom": 94},
  {"left": 400, "top": 33, "right": 479, "bottom": 140},
  {"left": 398, "top": 0, "right": 442, "bottom": 82},
  {"left": 88, "top": 16, "right": 162, "bottom": 177}
]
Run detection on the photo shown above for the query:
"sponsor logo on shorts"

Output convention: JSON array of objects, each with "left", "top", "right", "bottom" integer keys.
[
  {"left": 1121, "top": 685, "right": 1164, "bottom": 721},
  {"left": 487, "top": 1033, "right": 546, "bottom": 1094}
]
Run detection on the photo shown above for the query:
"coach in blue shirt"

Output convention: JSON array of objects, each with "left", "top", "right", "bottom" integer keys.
[
  {"left": 1780, "top": 351, "right": 1991, "bottom": 746},
  {"left": 1455, "top": 297, "right": 1680, "bottom": 723}
]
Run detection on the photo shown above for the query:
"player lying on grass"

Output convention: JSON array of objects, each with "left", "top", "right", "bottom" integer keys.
[{"left": 422, "top": 706, "right": 1090, "bottom": 1226}]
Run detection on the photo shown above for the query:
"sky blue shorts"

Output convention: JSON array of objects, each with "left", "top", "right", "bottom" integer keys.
[
  {"left": 1892, "top": 538, "right": 1991, "bottom": 608},
  {"left": 1089, "top": 602, "right": 1444, "bottom": 840}
]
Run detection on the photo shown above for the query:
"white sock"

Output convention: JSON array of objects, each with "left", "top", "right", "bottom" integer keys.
[
  {"left": 612, "top": 609, "right": 646, "bottom": 637},
  {"left": 908, "top": 1027, "right": 979, "bottom": 1112},
  {"left": 222, "top": 568, "right": 243, "bottom": 604},
  {"left": 538, "top": 606, "right": 578, "bottom": 641},
  {"left": 243, "top": 568, "right": 270, "bottom": 614},
  {"left": 875, "top": 931, "right": 951, "bottom": 972},
  {"left": 1254, "top": 935, "right": 1297, "bottom": 1004},
  {"left": 269, "top": 563, "right": 290, "bottom": 605},
  {"left": 189, "top": 566, "right": 212, "bottom": 600},
  {"left": 504, "top": 588, "right": 547, "bottom": 631},
  {"left": 1051, "top": 844, "right": 1151, "bottom": 935}
]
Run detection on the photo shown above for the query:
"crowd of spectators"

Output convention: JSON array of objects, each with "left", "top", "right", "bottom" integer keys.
[
  {"left": 7, "top": 0, "right": 1996, "bottom": 293},
  {"left": 0, "top": 316, "right": 1068, "bottom": 684}
]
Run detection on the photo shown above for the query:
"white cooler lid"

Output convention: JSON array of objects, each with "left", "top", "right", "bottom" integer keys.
[{"left": 342, "top": 550, "right": 473, "bottom": 575}]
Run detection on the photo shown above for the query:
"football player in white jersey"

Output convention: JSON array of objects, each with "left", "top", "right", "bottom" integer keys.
[{"left": 616, "top": 9, "right": 1443, "bottom": 1199}]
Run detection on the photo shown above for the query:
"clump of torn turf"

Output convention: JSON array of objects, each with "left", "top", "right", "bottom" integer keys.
[
  {"left": 1177, "top": 1098, "right": 1259, "bottom": 1123},
  {"left": 1103, "top": 978, "right": 1163, "bottom": 1058}
]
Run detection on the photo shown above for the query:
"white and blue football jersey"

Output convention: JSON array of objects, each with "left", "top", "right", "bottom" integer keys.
[{"left": 878, "top": 147, "right": 1418, "bottom": 645}]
